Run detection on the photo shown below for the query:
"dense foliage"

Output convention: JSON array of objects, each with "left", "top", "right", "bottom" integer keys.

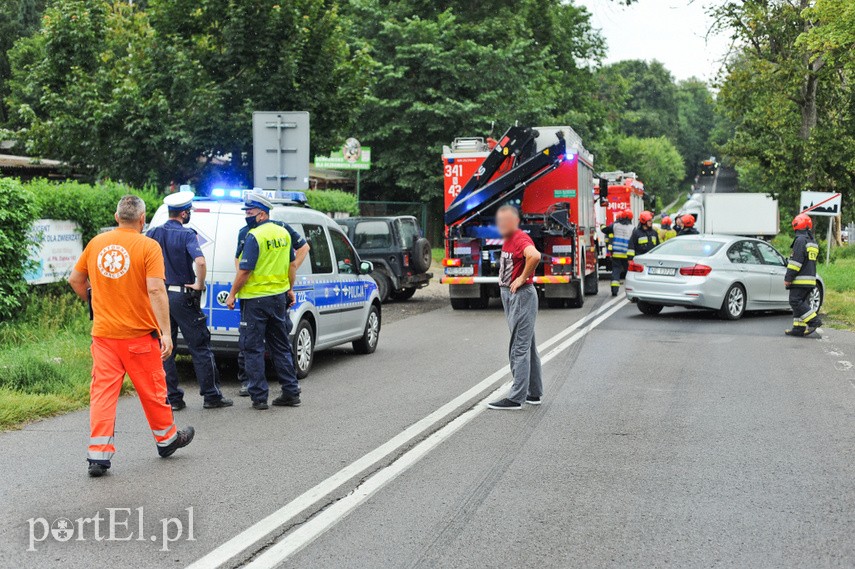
[
  {"left": 306, "top": 189, "right": 359, "bottom": 215},
  {"left": 0, "top": 178, "right": 38, "bottom": 320}
]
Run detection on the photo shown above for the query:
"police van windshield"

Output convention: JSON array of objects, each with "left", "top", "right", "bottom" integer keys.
[{"left": 651, "top": 239, "right": 724, "bottom": 257}]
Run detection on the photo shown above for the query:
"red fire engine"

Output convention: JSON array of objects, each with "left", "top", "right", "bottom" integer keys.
[
  {"left": 593, "top": 171, "right": 645, "bottom": 272},
  {"left": 441, "top": 125, "right": 598, "bottom": 309}
]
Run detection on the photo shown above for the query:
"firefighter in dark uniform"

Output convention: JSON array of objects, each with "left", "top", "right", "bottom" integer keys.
[
  {"left": 785, "top": 213, "right": 822, "bottom": 337},
  {"left": 627, "top": 210, "right": 659, "bottom": 259},
  {"left": 147, "top": 192, "right": 232, "bottom": 410},
  {"left": 603, "top": 209, "right": 634, "bottom": 296},
  {"left": 235, "top": 214, "right": 309, "bottom": 397},
  {"left": 677, "top": 214, "right": 699, "bottom": 236}
]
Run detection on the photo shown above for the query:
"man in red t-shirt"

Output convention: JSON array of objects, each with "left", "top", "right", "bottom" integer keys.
[{"left": 489, "top": 205, "right": 544, "bottom": 410}]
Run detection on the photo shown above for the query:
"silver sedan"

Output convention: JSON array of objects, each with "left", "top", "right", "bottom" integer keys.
[{"left": 625, "top": 235, "right": 824, "bottom": 320}]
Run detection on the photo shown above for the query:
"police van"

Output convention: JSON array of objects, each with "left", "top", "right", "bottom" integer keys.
[{"left": 149, "top": 190, "right": 381, "bottom": 379}]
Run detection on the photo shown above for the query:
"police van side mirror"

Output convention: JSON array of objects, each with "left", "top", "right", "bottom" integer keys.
[{"left": 359, "top": 260, "right": 374, "bottom": 274}]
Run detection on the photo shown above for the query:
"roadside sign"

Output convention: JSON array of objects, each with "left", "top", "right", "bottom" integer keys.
[
  {"left": 314, "top": 139, "right": 371, "bottom": 171},
  {"left": 25, "top": 219, "right": 83, "bottom": 285},
  {"left": 800, "top": 191, "right": 842, "bottom": 216},
  {"left": 252, "top": 111, "right": 310, "bottom": 191}
]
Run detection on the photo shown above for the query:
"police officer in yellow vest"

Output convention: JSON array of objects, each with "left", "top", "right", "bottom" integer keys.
[{"left": 225, "top": 192, "right": 301, "bottom": 410}]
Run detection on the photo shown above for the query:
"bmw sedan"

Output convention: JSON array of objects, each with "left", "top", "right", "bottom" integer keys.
[{"left": 624, "top": 235, "right": 824, "bottom": 320}]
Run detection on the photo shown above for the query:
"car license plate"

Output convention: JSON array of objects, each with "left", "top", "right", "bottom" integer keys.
[
  {"left": 648, "top": 267, "right": 677, "bottom": 276},
  {"left": 446, "top": 266, "right": 474, "bottom": 276}
]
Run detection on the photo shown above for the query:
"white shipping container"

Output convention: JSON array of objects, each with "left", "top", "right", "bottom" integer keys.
[{"left": 682, "top": 193, "right": 779, "bottom": 237}]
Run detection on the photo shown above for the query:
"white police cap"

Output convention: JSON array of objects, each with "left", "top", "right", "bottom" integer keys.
[
  {"left": 163, "top": 191, "right": 195, "bottom": 211},
  {"left": 242, "top": 190, "right": 274, "bottom": 212}
]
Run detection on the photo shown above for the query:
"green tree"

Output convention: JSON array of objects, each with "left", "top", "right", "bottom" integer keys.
[
  {"left": 674, "top": 78, "right": 717, "bottom": 177},
  {"left": 595, "top": 60, "right": 679, "bottom": 140},
  {"left": 609, "top": 136, "right": 685, "bottom": 202},
  {"left": 0, "top": 0, "right": 46, "bottom": 125}
]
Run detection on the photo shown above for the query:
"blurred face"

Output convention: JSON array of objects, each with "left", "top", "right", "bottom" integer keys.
[{"left": 496, "top": 208, "right": 520, "bottom": 238}]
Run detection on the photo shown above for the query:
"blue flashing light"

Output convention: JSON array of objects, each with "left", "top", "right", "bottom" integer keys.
[
  {"left": 211, "top": 188, "right": 226, "bottom": 197},
  {"left": 228, "top": 189, "right": 242, "bottom": 198}
]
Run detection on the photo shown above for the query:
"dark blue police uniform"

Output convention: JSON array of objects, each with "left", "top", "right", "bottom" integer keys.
[
  {"left": 235, "top": 220, "right": 306, "bottom": 391},
  {"left": 147, "top": 218, "right": 225, "bottom": 406}
]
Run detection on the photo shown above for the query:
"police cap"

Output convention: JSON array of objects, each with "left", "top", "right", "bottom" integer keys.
[
  {"left": 164, "top": 191, "right": 195, "bottom": 212},
  {"left": 242, "top": 191, "right": 274, "bottom": 213}
]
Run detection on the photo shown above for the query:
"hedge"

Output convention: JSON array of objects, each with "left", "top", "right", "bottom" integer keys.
[
  {"left": 26, "top": 179, "right": 161, "bottom": 243},
  {"left": 306, "top": 189, "right": 359, "bottom": 216},
  {"left": 0, "top": 179, "right": 39, "bottom": 321}
]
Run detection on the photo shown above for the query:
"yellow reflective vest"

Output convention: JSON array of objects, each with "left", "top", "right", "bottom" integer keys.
[{"left": 237, "top": 221, "right": 292, "bottom": 299}]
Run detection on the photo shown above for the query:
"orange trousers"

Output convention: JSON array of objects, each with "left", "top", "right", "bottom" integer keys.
[{"left": 88, "top": 335, "right": 177, "bottom": 464}]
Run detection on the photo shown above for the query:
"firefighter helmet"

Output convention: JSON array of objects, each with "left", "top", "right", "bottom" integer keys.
[
  {"left": 622, "top": 209, "right": 633, "bottom": 220},
  {"left": 639, "top": 211, "right": 654, "bottom": 224},
  {"left": 681, "top": 214, "right": 695, "bottom": 228},
  {"left": 792, "top": 213, "right": 812, "bottom": 231},
  {"left": 661, "top": 216, "right": 672, "bottom": 227}
]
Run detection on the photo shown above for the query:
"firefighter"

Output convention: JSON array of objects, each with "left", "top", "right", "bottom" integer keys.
[
  {"left": 225, "top": 192, "right": 301, "bottom": 410},
  {"left": 628, "top": 210, "right": 659, "bottom": 259},
  {"left": 785, "top": 214, "right": 822, "bottom": 337},
  {"left": 603, "top": 209, "right": 634, "bottom": 296},
  {"left": 147, "top": 192, "right": 232, "bottom": 410},
  {"left": 677, "top": 214, "right": 699, "bottom": 236},
  {"left": 68, "top": 195, "right": 194, "bottom": 478},
  {"left": 659, "top": 216, "right": 677, "bottom": 242}
]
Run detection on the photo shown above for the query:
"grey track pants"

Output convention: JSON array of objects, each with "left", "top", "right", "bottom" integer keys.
[{"left": 501, "top": 285, "right": 543, "bottom": 404}]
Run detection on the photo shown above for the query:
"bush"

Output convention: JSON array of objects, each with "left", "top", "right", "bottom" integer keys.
[
  {"left": 306, "top": 189, "right": 359, "bottom": 216},
  {"left": 0, "top": 178, "right": 39, "bottom": 321},
  {"left": 25, "top": 179, "right": 161, "bottom": 243}
]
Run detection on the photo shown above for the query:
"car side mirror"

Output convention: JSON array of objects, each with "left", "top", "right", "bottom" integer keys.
[{"left": 359, "top": 260, "right": 374, "bottom": 274}]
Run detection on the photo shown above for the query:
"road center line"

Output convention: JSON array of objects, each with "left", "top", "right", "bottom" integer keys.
[
  {"left": 242, "top": 299, "right": 629, "bottom": 568},
  {"left": 186, "top": 295, "right": 627, "bottom": 569}
]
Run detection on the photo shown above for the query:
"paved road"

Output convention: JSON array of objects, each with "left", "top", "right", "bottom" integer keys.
[{"left": 2, "top": 287, "right": 854, "bottom": 568}]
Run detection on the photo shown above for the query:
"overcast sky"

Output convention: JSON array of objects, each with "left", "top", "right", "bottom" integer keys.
[{"left": 576, "top": 0, "right": 731, "bottom": 83}]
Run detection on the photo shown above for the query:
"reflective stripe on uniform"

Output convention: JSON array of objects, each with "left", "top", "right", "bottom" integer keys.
[
  {"left": 611, "top": 281, "right": 620, "bottom": 287},
  {"left": 792, "top": 321, "right": 807, "bottom": 327},
  {"left": 627, "top": 249, "right": 635, "bottom": 257},
  {"left": 612, "top": 253, "right": 627, "bottom": 259},
  {"left": 786, "top": 264, "right": 802, "bottom": 271},
  {"left": 89, "top": 436, "right": 114, "bottom": 446},
  {"left": 802, "top": 311, "right": 818, "bottom": 323},
  {"left": 156, "top": 431, "right": 179, "bottom": 447},
  {"left": 638, "top": 237, "right": 648, "bottom": 244},
  {"left": 792, "top": 278, "right": 816, "bottom": 286},
  {"left": 152, "top": 425, "right": 176, "bottom": 437},
  {"left": 87, "top": 450, "right": 114, "bottom": 460}
]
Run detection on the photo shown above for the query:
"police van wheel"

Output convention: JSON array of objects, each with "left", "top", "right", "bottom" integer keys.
[
  {"left": 353, "top": 305, "right": 381, "bottom": 355},
  {"left": 293, "top": 319, "right": 315, "bottom": 379},
  {"left": 719, "top": 283, "right": 746, "bottom": 320}
]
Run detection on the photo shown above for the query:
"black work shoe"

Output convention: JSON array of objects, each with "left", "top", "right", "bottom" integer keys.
[
  {"left": 158, "top": 427, "right": 195, "bottom": 458},
  {"left": 252, "top": 401, "right": 269, "bottom": 410},
  {"left": 785, "top": 328, "right": 806, "bottom": 337},
  {"left": 203, "top": 397, "right": 234, "bottom": 409},
  {"left": 88, "top": 463, "right": 110, "bottom": 478},
  {"left": 611, "top": 289, "right": 619, "bottom": 297},
  {"left": 807, "top": 320, "right": 823, "bottom": 333},
  {"left": 238, "top": 383, "right": 250, "bottom": 397},
  {"left": 272, "top": 393, "right": 301, "bottom": 407},
  {"left": 487, "top": 398, "right": 523, "bottom": 410},
  {"left": 170, "top": 400, "right": 187, "bottom": 411},
  {"left": 525, "top": 395, "right": 542, "bottom": 405}
]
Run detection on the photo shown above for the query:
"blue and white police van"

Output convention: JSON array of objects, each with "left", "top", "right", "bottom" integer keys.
[{"left": 148, "top": 189, "right": 381, "bottom": 378}]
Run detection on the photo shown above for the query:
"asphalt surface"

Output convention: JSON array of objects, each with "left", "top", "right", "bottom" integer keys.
[{"left": 2, "top": 284, "right": 854, "bottom": 568}]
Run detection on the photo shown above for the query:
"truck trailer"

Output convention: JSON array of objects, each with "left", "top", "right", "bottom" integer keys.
[
  {"left": 441, "top": 125, "right": 599, "bottom": 309},
  {"left": 679, "top": 193, "right": 779, "bottom": 238}
]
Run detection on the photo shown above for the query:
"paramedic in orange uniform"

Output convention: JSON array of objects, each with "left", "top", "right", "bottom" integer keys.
[{"left": 68, "top": 195, "right": 195, "bottom": 478}]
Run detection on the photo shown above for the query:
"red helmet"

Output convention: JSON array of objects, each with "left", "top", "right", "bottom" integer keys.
[
  {"left": 622, "top": 209, "right": 633, "bottom": 220},
  {"left": 662, "top": 216, "right": 672, "bottom": 227},
  {"left": 681, "top": 214, "right": 695, "bottom": 228},
  {"left": 792, "top": 213, "right": 812, "bottom": 231},
  {"left": 639, "top": 211, "right": 654, "bottom": 224}
]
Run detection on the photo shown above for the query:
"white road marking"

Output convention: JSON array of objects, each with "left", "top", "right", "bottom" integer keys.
[
  {"left": 186, "top": 295, "right": 627, "bottom": 569},
  {"left": 243, "top": 299, "right": 630, "bottom": 568}
]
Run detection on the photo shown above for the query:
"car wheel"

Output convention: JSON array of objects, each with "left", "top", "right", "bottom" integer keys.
[
  {"left": 389, "top": 287, "right": 417, "bottom": 301},
  {"left": 370, "top": 270, "right": 391, "bottom": 303},
  {"left": 353, "top": 304, "right": 381, "bottom": 354},
  {"left": 719, "top": 283, "right": 746, "bottom": 320},
  {"left": 292, "top": 318, "right": 315, "bottom": 379},
  {"left": 411, "top": 238, "right": 432, "bottom": 273},
  {"left": 450, "top": 298, "right": 469, "bottom": 310},
  {"left": 637, "top": 301, "right": 663, "bottom": 315},
  {"left": 809, "top": 285, "right": 823, "bottom": 314}
]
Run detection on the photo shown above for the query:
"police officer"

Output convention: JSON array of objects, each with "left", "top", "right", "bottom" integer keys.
[
  {"left": 147, "top": 192, "right": 232, "bottom": 410},
  {"left": 628, "top": 210, "right": 659, "bottom": 259},
  {"left": 677, "top": 214, "right": 699, "bottom": 236},
  {"left": 603, "top": 209, "right": 634, "bottom": 296},
  {"left": 659, "top": 216, "right": 677, "bottom": 242},
  {"left": 235, "top": 211, "right": 309, "bottom": 397},
  {"left": 225, "top": 192, "right": 301, "bottom": 410},
  {"left": 785, "top": 213, "right": 822, "bottom": 337}
]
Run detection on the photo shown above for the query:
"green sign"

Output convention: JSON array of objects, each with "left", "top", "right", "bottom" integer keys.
[
  {"left": 554, "top": 189, "right": 576, "bottom": 198},
  {"left": 314, "top": 145, "right": 371, "bottom": 171}
]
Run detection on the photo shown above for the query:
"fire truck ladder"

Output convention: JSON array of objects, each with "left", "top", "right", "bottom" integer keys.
[{"left": 445, "top": 130, "right": 566, "bottom": 227}]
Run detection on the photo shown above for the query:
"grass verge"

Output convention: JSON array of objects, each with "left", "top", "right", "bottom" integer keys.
[
  {"left": 817, "top": 256, "right": 855, "bottom": 329},
  {"left": 0, "top": 287, "right": 131, "bottom": 430},
  {"left": 432, "top": 247, "right": 445, "bottom": 264}
]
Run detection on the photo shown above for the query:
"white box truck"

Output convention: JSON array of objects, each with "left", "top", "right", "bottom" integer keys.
[{"left": 680, "top": 193, "right": 779, "bottom": 237}]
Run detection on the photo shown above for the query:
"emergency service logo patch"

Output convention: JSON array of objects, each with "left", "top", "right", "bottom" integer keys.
[{"left": 96, "top": 244, "right": 130, "bottom": 279}]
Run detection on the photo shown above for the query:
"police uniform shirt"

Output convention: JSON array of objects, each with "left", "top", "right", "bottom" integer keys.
[
  {"left": 239, "top": 221, "right": 297, "bottom": 271},
  {"left": 147, "top": 220, "right": 203, "bottom": 286},
  {"left": 236, "top": 221, "right": 306, "bottom": 260}
]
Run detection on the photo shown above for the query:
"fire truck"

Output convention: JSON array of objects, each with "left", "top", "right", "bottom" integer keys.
[
  {"left": 593, "top": 171, "right": 645, "bottom": 272},
  {"left": 440, "top": 125, "right": 598, "bottom": 309}
]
